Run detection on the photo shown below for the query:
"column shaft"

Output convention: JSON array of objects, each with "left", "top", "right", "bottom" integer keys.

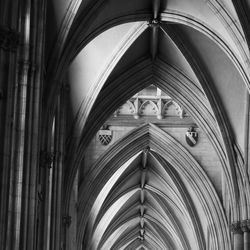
[
  {"left": 231, "top": 222, "right": 244, "bottom": 250},
  {"left": 244, "top": 232, "right": 250, "bottom": 250},
  {"left": 234, "top": 233, "right": 244, "bottom": 250}
]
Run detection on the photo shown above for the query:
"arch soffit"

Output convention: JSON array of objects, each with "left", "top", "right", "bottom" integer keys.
[
  {"left": 57, "top": 0, "right": 247, "bottom": 80},
  {"left": 91, "top": 167, "right": 199, "bottom": 250},
  {"left": 45, "top": 5, "right": 250, "bottom": 127},
  {"left": 93, "top": 193, "right": 190, "bottom": 250}
]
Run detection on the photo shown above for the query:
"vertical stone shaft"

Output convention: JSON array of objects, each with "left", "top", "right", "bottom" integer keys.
[
  {"left": 48, "top": 87, "right": 66, "bottom": 250},
  {"left": 234, "top": 233, "right": 244, "bottom": 250},
  {"left": 241, "top": 220, "right": 250, "bottom": 250},
  {"left": 57, "top": 88, "right": 66, "bottom": 249},
  {"left": 231, "top": 222, "right": 243, "bottom": 250},
  {"left": 0, "top": 1, "right": 19, "bottom": 249},
  {"left": 27, "top": 1, "right": 46, "bottom": 249},
  {"left": 9, "top": 0, "right": 31, "bottom": 246},
  {"left": 243, "top": 232, "right": 250, "bottom": 250},
  {"left": 50, "top": 87, "right": 66, "bottom": 250},
  {"left": 20, "top": 1, "right": 37, "bottom": 247}
]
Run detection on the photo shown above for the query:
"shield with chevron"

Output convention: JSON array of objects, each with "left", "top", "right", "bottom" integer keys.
[{"left": 98, "top": 129, "right": 112, "bottom": 146}]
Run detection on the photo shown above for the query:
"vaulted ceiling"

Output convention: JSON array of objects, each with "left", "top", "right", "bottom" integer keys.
[
  {"left": 45, "top": 0, "right": 250, "bottom": 249},
  {"left": 78, "top": 124, "right": 230, "bottom": 249}
]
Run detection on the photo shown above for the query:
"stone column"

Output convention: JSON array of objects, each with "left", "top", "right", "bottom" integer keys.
[
  {"left": 0, "top": 2, "right": 20, "bottom": 248},
  {"left": 50, "top": 86, "right": 67, "bottom": 250},
  {"left": 241, "top": 220, "right": 250, "bottom": 250},
  {"left": 231, "top": 222, "right": 244, "bottom": 250},
  {"left": 0, "top": 27, "right": 20, "bottom": 249}
]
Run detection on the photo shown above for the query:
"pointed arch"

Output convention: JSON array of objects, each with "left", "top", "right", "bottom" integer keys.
[
  {"left": 64, "top": 58, "right": 238, "bottom": 223},
  {"left": 45, "top": 7, "right": 250, "bottom": 140},
  {"left": 77, "top": 123, "right": 230, "bottom": 250}
]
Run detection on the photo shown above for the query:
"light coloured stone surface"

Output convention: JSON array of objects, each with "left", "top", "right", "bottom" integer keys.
[{"left": 84, "top": 125, "right": 222, "bottom": 200}]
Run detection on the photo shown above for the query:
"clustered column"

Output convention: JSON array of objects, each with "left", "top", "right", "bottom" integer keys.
[
  {"left": 241, "top": 220, "right": 250, "bottom": 250},
  {"left": 0, "top": 0, "right": 46, "bottom": 249},
  {"left": 231, "top": 220, "right": 250, "bottom": 250}
]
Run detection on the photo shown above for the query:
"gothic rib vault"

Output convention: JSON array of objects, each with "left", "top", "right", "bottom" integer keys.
[
  {"left": 49, "top": 1, "right": 250, "bottom": 248},
  {"left": 1, "top": 0, "right": 250, "bottom": 250}
]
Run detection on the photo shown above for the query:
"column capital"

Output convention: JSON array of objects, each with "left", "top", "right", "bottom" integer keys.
[
  {"left": 230, "top": 222, "right": 243, "bottom": 234},
  {"left": 241, "top": 220, "right": 250, "bottom": 233}
]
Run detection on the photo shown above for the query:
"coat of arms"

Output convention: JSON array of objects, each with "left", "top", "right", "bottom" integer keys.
[
  {"left": 185, "top": 127, "right": 198, "bottom": 147},
  {"left": 98, "top": 128, "right": 112, "bottom": 146}
]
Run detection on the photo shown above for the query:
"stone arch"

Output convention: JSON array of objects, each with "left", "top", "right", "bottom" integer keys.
[
  {"left": 77, "top": 123, "right": 230, "bottom": 249},
  {"left": 44, "top": 7, "right": 250, "bottom": 136},
  {"left": 64, "top": 58, "right": 240, "bottom": 223}
]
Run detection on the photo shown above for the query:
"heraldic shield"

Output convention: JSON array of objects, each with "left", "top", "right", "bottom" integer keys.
[
  {"left": 185, "top": 127, "right": 198, "bottom": 147},
  {"left": 98, "top": 129, "right": 113, "bottom": 146}
]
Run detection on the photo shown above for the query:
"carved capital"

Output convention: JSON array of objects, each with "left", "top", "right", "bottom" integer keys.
[
  {"left": 241, "top": 220, "right": 249, "bottom": 232},
  {"left": 0, "top": 26, "right": 20, "bottom": 51},
  {"left": 62, "top": 215, "right": 71, "bottom": 227},
  {"left": 230, "top": 222, "right": 243, "bottom": 234}
]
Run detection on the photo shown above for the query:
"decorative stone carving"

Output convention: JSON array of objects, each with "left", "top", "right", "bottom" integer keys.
[
  {"left": 0, "top": 26, "right": 20, "bottom": 51},
  {"left": 230, "top": 222, "right": 243, "bottom": 234},
  {"left": 172, "top": 101, "right": 185, "bottom": 119},
  {"left": 240, "top": 220, "right": 249, "bottom": 232},
  {"left": 148, "top": 18, "right": 161, "bottom": 28},
  {"left": 138, "top": 235, "right": 144, "bottom": 241},
  {"left": 98, "top": 126, "right": 112, "bottom": 146},
  {"left": 185, "top": 127, "right": 198, "bottom": 147},
  {"left": 139, "top": 100, "right": 158, "bottom": 117},
  {"left": 114, "top": 91, "right": 186, "bottom": 120}
]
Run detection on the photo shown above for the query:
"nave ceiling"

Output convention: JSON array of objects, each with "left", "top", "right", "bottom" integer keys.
[{"left": 44, "top": 0, "right": 250, "bottom": 249}]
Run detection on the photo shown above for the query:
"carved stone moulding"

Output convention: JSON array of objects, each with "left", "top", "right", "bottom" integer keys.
[
  {"left": 230, "top": 222, "right": 243, "bottom": 234},
  {"left": 230, "top": 220, "right": 250, "bottom": 234},
  {"left": 114, "top": 98, "right": 185, "bottom": 119},
  {"left": 241, "top": 220, "right": 250, "bottom": 232}
]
